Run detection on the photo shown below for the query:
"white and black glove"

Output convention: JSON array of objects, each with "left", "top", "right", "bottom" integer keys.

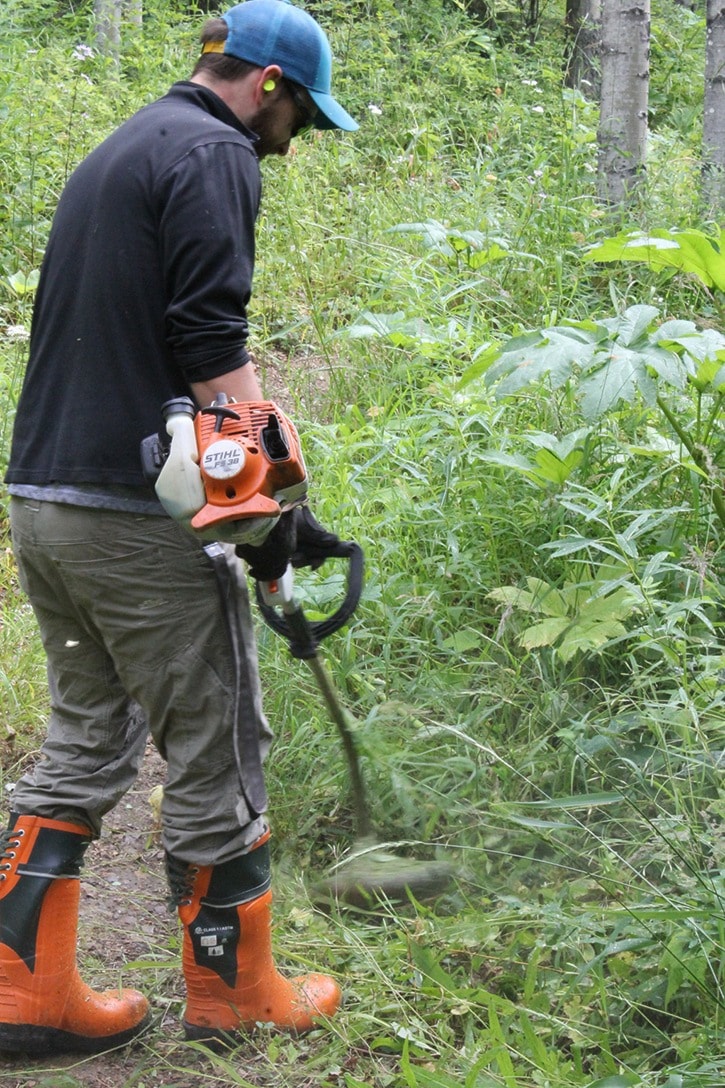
[{"left": 236, "top": 507, "right": 341, "bottom": 581}]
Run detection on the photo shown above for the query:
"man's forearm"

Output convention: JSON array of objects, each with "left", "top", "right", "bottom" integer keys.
[{"left": 191, "top": 361, "right": 264, "bottom": 407}]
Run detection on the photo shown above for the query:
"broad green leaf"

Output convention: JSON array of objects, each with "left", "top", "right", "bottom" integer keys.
[
  {"left": 585, "top": 228, "right": 725, "bottom": 290},
  {"left": 656, "top": 322, "right": 725, "bottom": 358},
  {"left": 532, "top": 445, "right": 583, "bottom": 484},
  {"left": 689, "top": 353, "right": 725, "bottom": 391},
  {"left": 387, "top": 219, "right": 452, "bottom": 251},
  {"left": 441, "top": 629, "right": 484, "bottom": 652},
  {"left": 481, "top": 306, "right": 691, "bottom": 417},
  {"left": 644, "top": 348, "right": 689, "bottom": 388},
  {"left": 489, "top": 577, "right": 563, "bottom": 614},
  {"left": 600, "top": 303, "right": 660, "bottom": 347},
  {"left": 526, "top": 427, "right": 591, "bottom": 459},
  {"left": 480, "top": 448, "right": 580, "bottom": 489},
  {"left": 346, "top": 310, "right": 408, "bottom": 337},
  {"left": 467, "top": 243, "right": 509, "bottom": 269},
  {"left": 579, "top": 346, "right": 658, "bottom": 417},
  {"left": 558, "top": 618, "right": 628, "bottom": 660},
  {"left": 447, "top": 228, "right": 492, "bottom": 251},
  {"left": 577, "top": 586, "right": 638, "bottom": 622},
  {"left": 486, "top": 328, "right": 597, "bottom": 393},
  {"left": 488, "top": 585, "right": 539, "bottom": 612},
  {"left": 671, "top": 228, "right": 725, "bottom": 290},
  {"left": 7, "top": 269, "right": 40, "bottom": 295},
  {"left": 519, "top": 616, "right": 570, "bottom": 649},
  {"left": 480, "top": 450, "right": 544, "bottom": 475},
  {"left": 457, "top": 342, "right": 501, "bottom": 386},
  {"left": 655, "top": 318, "right": 699, "bottom": 338},
  {"left": 524, "top": 577, "right": 570, "bottom": 615},
  {"left": 345, "top": 310, "right": 437, "bottom": 344}
]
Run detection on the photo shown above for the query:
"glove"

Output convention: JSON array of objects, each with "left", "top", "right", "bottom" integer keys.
[
  {"left": 236, "top": 506, "right": 342, "bottom": 580},
  {"left": 290, "top": 506, "right": 342, "bottom": 570},
  {"left": 235, "top": 511, "right": 298, "bottom": 582}
]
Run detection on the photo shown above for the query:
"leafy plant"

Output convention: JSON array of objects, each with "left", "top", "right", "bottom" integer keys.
[
  {"left": 478, "top": 427, "right": 592, "bottom": 491},
  {"left": 584, "top": 227, "right": 725, "bottom": 293},
  {"left": 462, "top": 304, "right": 725, "bottom": 530},
  {"left": 489, "top": 565, "right": 642, "bottom": 661},
  {"left": 1, "top": 1, "right": 724, "bottom": 1084}
]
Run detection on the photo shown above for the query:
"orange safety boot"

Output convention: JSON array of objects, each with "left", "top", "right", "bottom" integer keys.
[
  {"left": 167, "top": 830, "right": 341, "bottom": 1042},
  {"left": 0, "top": 814, "right": 150, "bottom": 1054}
]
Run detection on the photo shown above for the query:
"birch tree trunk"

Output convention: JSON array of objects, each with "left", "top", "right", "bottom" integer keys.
[
  {"left": 565, "top": 0, "right": 602, "bottom": 99},
  {"left": 597, "top": 0, "right": 650, "bottom": 206},
  {"left": 703, "top": 0, "right": 725, "bottom": 214},
  {"left": 94, "top": 0, "right": 121, "bottom": 59},
  {"left": 94, "top": 0, "right": 143, "bottom": 60},
  {"left": 126, "top": 0, "right": 143, "bottom": 30}
]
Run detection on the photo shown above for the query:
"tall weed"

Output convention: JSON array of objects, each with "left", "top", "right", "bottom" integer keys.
[{"left": 0, "top": 0, "right": 722, "bottom": 1083}]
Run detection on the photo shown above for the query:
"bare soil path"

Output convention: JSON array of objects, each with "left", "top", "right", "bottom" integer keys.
[{"left": 0, "top": 743, "right": 198, "bottom": 1087}]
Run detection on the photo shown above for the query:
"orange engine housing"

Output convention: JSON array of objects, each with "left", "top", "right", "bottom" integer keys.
[{"left": 189, "top": 401, "right": 307, "bottom": 534}]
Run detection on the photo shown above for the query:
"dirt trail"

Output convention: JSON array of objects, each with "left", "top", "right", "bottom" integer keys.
[{"left": 0, "top": 743, "right": 203, "bottom": 1087}]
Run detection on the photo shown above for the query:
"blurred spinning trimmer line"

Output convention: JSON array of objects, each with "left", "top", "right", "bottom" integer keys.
[{"left": 257, "top": 544, "right": 455, "bottom": 908}]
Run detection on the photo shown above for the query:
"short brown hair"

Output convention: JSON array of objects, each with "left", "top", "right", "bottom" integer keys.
[{"left": 191, "top": 17, "right": 259, "bottom": 81}]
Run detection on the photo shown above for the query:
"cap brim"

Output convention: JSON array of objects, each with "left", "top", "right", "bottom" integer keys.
[{"left": 309, "top": 90, "right": 358, "bottom": 132}]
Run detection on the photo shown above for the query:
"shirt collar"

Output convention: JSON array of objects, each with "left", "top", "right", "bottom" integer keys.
[{"left": 167, "top": 81, "right": 260, "bottom": 146}]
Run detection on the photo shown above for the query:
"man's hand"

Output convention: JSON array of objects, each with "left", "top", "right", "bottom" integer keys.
[
  {"left": 236, "top": 506, "right": 341, "bottom": 580},
  {"left": 235, "top": 511, "right": 297, "bottom": 581},
  {"left": 290, "top": 507, "right": 341, "bottom": 570}
]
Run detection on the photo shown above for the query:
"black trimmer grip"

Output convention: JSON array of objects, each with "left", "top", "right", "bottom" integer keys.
[{"left": 255, "top": 542, "right": 364, "bottom": 657}]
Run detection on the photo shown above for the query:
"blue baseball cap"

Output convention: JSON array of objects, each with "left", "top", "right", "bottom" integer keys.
[{"left": 222, "top": 0, "right": 358, "bottom": 131}]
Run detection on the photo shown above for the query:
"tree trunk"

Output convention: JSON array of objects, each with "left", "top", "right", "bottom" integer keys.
[
  {"left": 565, "top": 0, "right": 602, "bottom": 99},
  {"left": 702, "top": 0, "right": 725, "bottom": 213},
  {"left": 597, "top": 0, "right": 650, "bottom": 207},
  {"left": 126, "top": 0, "right": 143, "bottom": 30},
  {"left": 94, "top": 0, "right": 143, "bottom": 59},
  {"left": 94, "top": 0, "right": 122, "bottom": 59}
]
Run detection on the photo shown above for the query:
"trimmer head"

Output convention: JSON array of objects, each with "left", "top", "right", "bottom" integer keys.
[{"left": 312, "top": 836, "right": 455, "bottom": 910}]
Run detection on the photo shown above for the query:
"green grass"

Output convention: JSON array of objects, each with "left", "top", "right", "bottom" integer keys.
[{"left": 1, "top": 0, "right": 724, "bottom": 1084}]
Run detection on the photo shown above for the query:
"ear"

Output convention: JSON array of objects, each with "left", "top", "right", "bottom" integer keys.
[{"left": 255, "top": 64, "right": 283, "bottom": 103}]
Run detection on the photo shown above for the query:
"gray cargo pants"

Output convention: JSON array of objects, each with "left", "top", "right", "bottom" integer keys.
[{"left": 9, "top": 497, "right": 272, "bottom": 865}]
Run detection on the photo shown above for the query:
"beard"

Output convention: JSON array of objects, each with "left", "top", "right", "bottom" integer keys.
[{"left": 248, "top": 100, "right": 289, "bottom": 159}]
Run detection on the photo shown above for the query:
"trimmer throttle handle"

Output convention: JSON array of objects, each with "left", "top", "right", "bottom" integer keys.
[{"left": 255, "top": 542, "right": 364, "bottom": 659}]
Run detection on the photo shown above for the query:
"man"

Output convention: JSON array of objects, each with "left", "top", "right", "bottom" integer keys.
[{"left": 1, "top": 0, "right": 357, "bottom": 1055}]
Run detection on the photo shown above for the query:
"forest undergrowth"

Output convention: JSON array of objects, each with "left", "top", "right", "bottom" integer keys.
[{"left": 0, "top": 1, "right": 722, "bottom": 1086}]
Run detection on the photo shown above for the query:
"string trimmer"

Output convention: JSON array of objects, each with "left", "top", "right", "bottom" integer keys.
[
  {"left": 141, "top": 393, "right": 453, "bottom": 905},
  {"left": 256, "top": 550, "right": 455, "bottom": 908}
]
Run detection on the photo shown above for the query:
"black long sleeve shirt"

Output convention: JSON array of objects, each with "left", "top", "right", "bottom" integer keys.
[{"left": 6, "top": 82, "right": 261, "bottom": 490}]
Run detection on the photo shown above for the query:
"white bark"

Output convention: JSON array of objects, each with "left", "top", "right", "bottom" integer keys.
[
  {"left": 94, "top": 0, "right": 143, "bottom": 59},
  {"left": 125, "top": 0, "right": 143, "bottom": 30},
  {"left": 703, "top": 1, "right": 725, "bottom": 213},
  {"left": 597, "top": 0, "right": 650, "bottom": 206},
  {"left": 94, "top": 0, "right": 121, "bottom": 58},
  {"left": 566, "top": 0, "right": 602, "bottom": 99}
]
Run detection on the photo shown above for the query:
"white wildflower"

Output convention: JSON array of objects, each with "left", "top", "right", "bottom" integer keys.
[{"left": 6, "top": 325, "right": 30, "bottom": 341}]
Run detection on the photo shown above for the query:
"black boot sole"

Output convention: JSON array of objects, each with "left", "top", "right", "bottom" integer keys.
[{"left": 0, "top": 1011, "right": 151, "bottom": 1055}]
